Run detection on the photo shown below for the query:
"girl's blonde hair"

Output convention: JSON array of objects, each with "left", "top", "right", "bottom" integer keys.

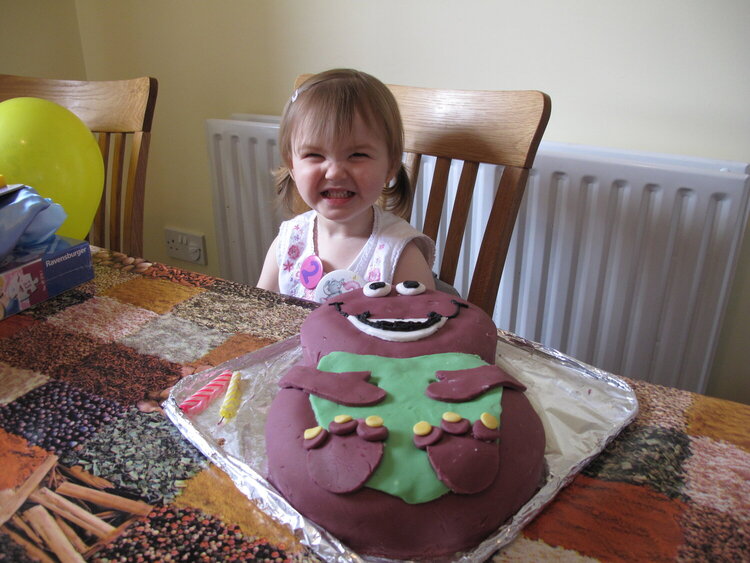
[{"left": 274, "top": 69, "right": 412, "bottom": 220}]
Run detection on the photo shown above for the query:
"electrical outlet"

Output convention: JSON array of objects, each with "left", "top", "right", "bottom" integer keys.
[{"left": 164, "top": 228, "right": 207, "bottom": 265}]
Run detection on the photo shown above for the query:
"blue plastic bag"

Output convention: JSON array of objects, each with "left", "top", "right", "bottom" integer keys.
[{"left": 0, "top": 184, "right": 67, "bottom": 262}]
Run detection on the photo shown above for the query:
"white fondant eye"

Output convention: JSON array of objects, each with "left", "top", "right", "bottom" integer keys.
[
  {"left": 363, "top": 281, "right": 392, "bottom": 297},
  {"left": 396, "top": 280, "right": 426, "bottom": 296}
]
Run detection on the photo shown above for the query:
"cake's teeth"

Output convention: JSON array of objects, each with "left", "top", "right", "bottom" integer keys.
[
  {"left": 372, "top": 317, "right": 428, "bottom": 324},
  {"left": 346, "top": 314, "right": 448, "bottom": 342}
]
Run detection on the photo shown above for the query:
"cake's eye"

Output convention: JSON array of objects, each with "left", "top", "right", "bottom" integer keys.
[
  {"left": 363, "top": 281, "right": 392, "bottom": 297},
  {"left": 396, "top": 280, "right": 426, "bottom": 296}
]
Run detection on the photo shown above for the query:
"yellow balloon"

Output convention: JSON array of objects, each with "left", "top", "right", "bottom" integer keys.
[{"left": 0, "top": 97, "right": 104, "bottom": 239}]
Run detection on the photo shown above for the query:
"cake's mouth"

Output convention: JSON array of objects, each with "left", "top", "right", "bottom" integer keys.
[{"left": 330, "top": 300, "right": 468, "bottom": 342}]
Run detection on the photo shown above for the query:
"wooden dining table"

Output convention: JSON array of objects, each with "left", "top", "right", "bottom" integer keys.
[{"left": 0, "top": 246, "right": 748, "bottom": 562}]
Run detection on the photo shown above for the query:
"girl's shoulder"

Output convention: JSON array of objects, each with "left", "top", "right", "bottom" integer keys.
[
  {"left": 373, "top": 206, "right": 436, "bottom": 268},
  {"left": 374, "top": 205, "right": 411, "bottom": 231}
]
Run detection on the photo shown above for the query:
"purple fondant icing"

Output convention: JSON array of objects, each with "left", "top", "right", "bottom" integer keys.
[
  {"left": 279, "top": 365, "right": 386, "bottom": 406},
  {"left": 426, "top": 364, "right": 526, "bottom": 402},
  {"left": 426, "top": 434, "right": 500, "bottom": 494},
  {"left": 356, "top": 420, "right": 389, "bottom": 442},
  {"left": 306, "top": 432, "right": 384, "bottom": 494},
  {"left": 441, "top": 417, "right": 471, "bottom": 435},
  {"left": 329, "top": 419, "right": 358, "bottom": 435},
  {"left": 473, "top": 419, "right": 503, "bottom": 442},
  {"left": 413, "top": 426, "right": 443, "bottom": 449},
  {"left": 303, "top": 428, "right": 329, "bottom": 450}
]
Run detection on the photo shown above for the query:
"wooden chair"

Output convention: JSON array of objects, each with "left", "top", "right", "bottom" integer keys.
[{"left": 0, "top": 74, "right": 158, "bottom": 257}]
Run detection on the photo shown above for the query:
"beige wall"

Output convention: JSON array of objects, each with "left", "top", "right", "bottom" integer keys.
[
  {"left": 2, "top": 0, "right": 749, "bottom": 403},
  {"left": 1, "top": 0, "right": 86, "bottom": 78}
]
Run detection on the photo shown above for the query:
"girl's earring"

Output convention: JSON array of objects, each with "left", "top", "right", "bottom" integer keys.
[{"left": 385, "top": 177, "right": 397, "bottom": 189}]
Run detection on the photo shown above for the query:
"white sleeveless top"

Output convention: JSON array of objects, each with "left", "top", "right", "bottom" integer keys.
[{"left": 276, "top": 206, "right": 435, "bottom": 301}]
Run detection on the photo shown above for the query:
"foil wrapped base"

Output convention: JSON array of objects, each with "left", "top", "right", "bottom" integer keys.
[{"left": 165, "top": 331, "right": 638, "bottom": 562}]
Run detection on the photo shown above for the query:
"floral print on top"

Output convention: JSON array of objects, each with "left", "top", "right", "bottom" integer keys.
[{"left": 276, "top": 206, "right": 435, "bottom": 301}]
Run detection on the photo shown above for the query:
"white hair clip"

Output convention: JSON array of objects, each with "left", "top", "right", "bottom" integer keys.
[{"left": 291, "top": 88, "right": 300, "bottom": 103}]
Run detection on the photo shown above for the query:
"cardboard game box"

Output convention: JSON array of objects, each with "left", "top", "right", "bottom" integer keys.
[{"left": 0, "top": 236, "right": 94, "bottom": 320}]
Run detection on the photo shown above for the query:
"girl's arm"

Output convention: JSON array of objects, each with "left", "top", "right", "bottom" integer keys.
[
  {"left": 256, "top": 235, "right": 281, "bottom": 292},
  {"left": 393, "top": 241, "right": 436, "bottom": 290}
]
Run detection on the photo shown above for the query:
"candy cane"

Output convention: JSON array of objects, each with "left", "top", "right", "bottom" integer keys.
[{"left": 179, "top": 371, "right": 233, "bottom": 415}]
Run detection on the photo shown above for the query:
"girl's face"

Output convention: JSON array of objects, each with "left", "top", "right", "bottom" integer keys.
[{"left": 290, "top": 112, "right": 395, "bottom": 230}]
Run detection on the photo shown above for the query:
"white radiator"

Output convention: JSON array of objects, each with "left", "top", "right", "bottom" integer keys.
[
  {"left": 206, "top": 115, "right": 282, "bottom": 285},
  {"left": 206, "top": 116, "right": 750, "bottom": 394}
]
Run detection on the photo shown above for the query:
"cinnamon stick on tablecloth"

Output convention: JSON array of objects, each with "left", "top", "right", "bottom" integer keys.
[
  {"left": 29, "top": 487, "right": 114, "bottom": 538},
  {"left": 10, "top": 513, "right": 42, "bottom": 545},
  {"left": 56, "top": 482, "right": 153, "bottom": 516},
  {"left": 54, "top": 514, "right": 89, "bottom": 552},
  {"left": 58, "top": 465, "right": 114, "bottom": 490},
  {"left": 24, "top": 504, "right": 85, "bottom": 563}
]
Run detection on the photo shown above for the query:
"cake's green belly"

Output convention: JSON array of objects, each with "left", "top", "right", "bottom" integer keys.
[{"left": 309, "top": 351, "right": 503, "bottom": 504}]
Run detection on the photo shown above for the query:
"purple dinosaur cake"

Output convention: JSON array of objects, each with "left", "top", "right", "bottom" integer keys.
[{"left": 265, "top": 281, "right": 546, "bottom": 559}]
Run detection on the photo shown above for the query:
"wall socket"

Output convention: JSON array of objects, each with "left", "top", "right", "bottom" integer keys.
[{"left": 164, "top": 228, "right": 207, "bottom": 265}]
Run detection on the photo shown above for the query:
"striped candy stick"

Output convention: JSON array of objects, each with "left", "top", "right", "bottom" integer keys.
[
  {"left": 179, "top": 370, "right": 233, "bottom": 415},
  {"left": 218, "top": 371, "right": 242, "bottom": 424}
]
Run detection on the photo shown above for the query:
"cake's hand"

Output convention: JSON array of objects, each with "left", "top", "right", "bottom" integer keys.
[
  {"left": 304, "top": 418, "right": 386, "bottom": 494},
  {"left": 414, "top": 414, "right": 502, "bottom": 494},
  {"left": 279, "top": 365, "right": 386, "bottom": 406},
  {"left": 425, "top": 364, "right": 525, "bottom": 402},
  {"left": 427, "top": 434, "right": 499, "bottom": 494}
]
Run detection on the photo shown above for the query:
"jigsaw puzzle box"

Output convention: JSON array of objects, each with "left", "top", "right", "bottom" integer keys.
[{"left": 0, "top": 236, "right": 93, "bottom": 320}]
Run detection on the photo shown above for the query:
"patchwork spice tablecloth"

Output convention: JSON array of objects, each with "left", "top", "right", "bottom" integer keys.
[{"left": 0, "top": 247, "right": 748, "bottom": 562}]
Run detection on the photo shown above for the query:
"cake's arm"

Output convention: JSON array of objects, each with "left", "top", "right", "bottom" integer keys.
[
  {"left": 279, "top": 365, "right": 386, "bottom": 406},
  {"left": 425, "top": 364, "right": 525, "bottom": 402}
]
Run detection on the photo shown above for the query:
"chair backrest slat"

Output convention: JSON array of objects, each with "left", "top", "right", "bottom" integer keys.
[
  {"left": 468, "top": 165, "right": 531, "bottom": 314},
  {"left": 403, "top": 152, "right": 421, "bottom": 194},
  {"left": 0, "top": 74, "right": 158, "bottom": 257},
  {"left": 439, "top": 160, "right": 479, "bottom": 284},
  {"left": 108, "top": 132, "right": 127, "bottom": 252},
  {"left": 422, "top": 156, "right": 452, "bottom": 241},
  {"left": 124, "top": 131, "right": 150, "bottom": 255}
]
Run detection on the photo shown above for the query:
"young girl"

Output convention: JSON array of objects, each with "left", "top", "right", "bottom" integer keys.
[{"left": 256, "top": 68, "right": 436, "bottom": 302}]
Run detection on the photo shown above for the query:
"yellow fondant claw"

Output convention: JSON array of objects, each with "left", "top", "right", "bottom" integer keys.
[
  {"left": 442, "top": 411, "right": 462, "bottom": 423},
  {"left": 365, "top": 415, "right": 384, "bottom": 427},
  {"left": 480, "top": 412, "right": 499, "bottom": 429},
  {"left": 413, "top": 421, "right": 432, "bottom": 436},
  {"left": 304, "top": 426, "right": 324, "bottom": 440}
]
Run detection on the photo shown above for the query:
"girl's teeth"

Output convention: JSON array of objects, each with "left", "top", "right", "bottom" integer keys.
[{"left": 324, "top": 190, "right": 353, "bottom": 198}]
